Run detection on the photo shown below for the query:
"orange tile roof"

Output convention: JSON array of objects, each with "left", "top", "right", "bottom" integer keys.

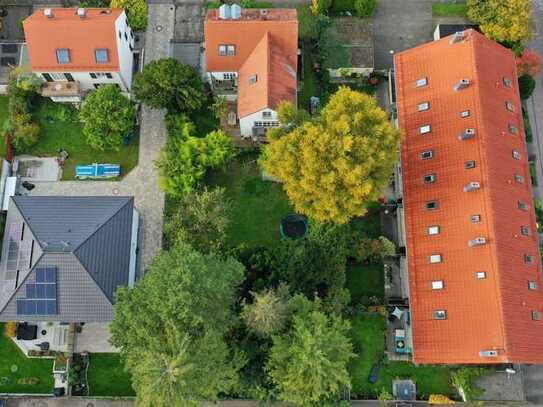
[
  {"left": 395, "top": 30, "right": 543, "bottom": 364},
  {"left": 23, "top": 8, "right": 123, "bottom": 72},
  {"left": 238, "top": 32, "right": 297, "bottom": 118},
  {"left": 204, "top": 8, "right": 298, "bottom": 117}
]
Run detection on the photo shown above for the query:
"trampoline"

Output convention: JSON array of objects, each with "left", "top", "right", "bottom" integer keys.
[{"left": 280, "top": 214, "right": 308, "bottom": 239}]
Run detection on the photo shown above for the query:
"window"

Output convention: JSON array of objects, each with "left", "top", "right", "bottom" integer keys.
[
  {"left": 89, "top": 72, "right": 111, "bottom": 79},
  {"left": 506, "top": 101, "right": 515, "bottom": 112},
  {"left": 528, "top": 281, "right": 537, "bottom": 290},
  {"left": 512, "top": 150, "right": 521, "bottom": 160},
  {"left": 262, "top": 111, "right": 272, "bottom": 118},
  {"left": 428, "top": 225, "right": 440, "bottom": 235},
  {"left": 93, "top": 84, "right": 102, "bottom": 89},
  {"left": 514, "top": 174, "right": 525, "bottom": 183},
  {"left": 471, "top": 214, "right": 481, "bottom": 223},
  {"left": 532, "top": 310, "right": 541, "bottom": 321},
  {"left": 503, "top": 77, "right": 511, "bottom": 87},
  {"left": 118, "top": 31, "right": 122, "bottom": 40},
  {"left": 420, "top": 124, "right": 431, "bottom": 134},
  {"left": 521, "top": 225, "right": 530, "bottom": 236},
  {"left": 421, "top": 150, "right": 433, "bottom": 160},
  {"left": 95, "top": 48, "right": 109, "bottom": 64},
  {"left": 56, "top": 48, "right": 70, "bottom": 64},
  {"left": 464, "top": 160, "right": 476, "bottom": 169},
  {"left": 124, "top": 32, "right": 128, "bottom": 41},
  {"left": 430, "top": 254, "right": 442, "bottom": 264},
  {"left": 432, "top": 280, "right": 444, "bottom": 290},
  {"left": 424, "top": 174, "right": 436, "bottom": 184},
  {"left": 460, "top": 110, "right": 470, "bottom": 118},
  {"left": 418, "top": 102, "right": 430, "bottom": 111},
  {"left": 476, "top": 271, "right": 487, "bottom": 279},
  {"left": 509, "top": 124, "right": 518, "bottom": 135},
  {"left": 525, "top": 254, "right": 534, "bottom": 264},
  {"left": 254, "top": 121, "right": 280, "bottom": 128},
  {"left": 518, "top": 200, "right": 528, "bottom": 211},
  {"left": 227, "top": 45, "right": 236, "bottom": 56},
  {"left": 249, "top": 74, "right": 258, "bottom": 85},
  {"left": 218, "top": 45, "right": 227, "bottom": 56},
  {"left": 223, "top": 73, "right": 236, "bottom": 80},
  {"left": 416, "top": 77, "right": 428, "bottom": 87},
  {"left": 49, "top": 72, "right": 67, "bottom": 81},
  {"left": 426, "top": 200, "right": 438, "bottom": 210},
  {"left": 106, "top": 73, "right": 112, "bottom": 79},
  {"left": 433, "top": 310, "right": 447, "bottom": 320}
]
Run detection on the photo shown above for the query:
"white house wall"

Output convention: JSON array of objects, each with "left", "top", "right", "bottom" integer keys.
[
  {"left": 239, "top": 108, "right": 279, "bottom": 137},
  {"left": 114, "top": 11, "right": 134, "bottom": 92},
  {"left": 35, "top": 71, "right": 126, "bottom": 93}
]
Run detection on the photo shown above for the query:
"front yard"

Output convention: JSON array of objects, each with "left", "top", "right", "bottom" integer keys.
[
  {"left": 432, "top": 1, "right": 468, "bottom": 17},
  {"left": 87, "top": 353, "right": 135, "bottom": 397},
  {"left": 0, "top": 323, "right": 54, "bottom": 394},
  {"left": 205, "top": 152, "right": 292, "bottom": 248}
]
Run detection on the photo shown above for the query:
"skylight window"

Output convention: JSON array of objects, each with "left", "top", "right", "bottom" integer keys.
[
  {"left": 249, "top": 74, "right": 258, "bottom": 85},
  {"left": 421, "top": 150, "right": 433, "bottom": 160},
  {"left": 428, "top": 225, "right": 440, "bottom": 235},
  {"left": 56, "top": 48, "right": 70, "bottom": 64},
  {"left": 476, "top": 271, "right": 486, "bottom": 279},
  {"left": 420, "top": 124, "right": 431, "bottom": 134},
  {"left": 433, "top": 310, "right": 447, "bottom": 320},
  {"left": 95, "top": 48, "right": 109, "bottom": 64},
  {"left": 418, "top": 102, "right": 430, "bottom": 111},
  {"left": 429, "top": 254, "right": 442, "bottom": 264},
  {"left": 432, "top": 280, "right": 444, "bottom": 290},
  {"left": 416, "top": 77, "right": 428, "bottom": 87}
]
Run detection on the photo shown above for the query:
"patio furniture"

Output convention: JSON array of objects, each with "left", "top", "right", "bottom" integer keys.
[
  {"left": 76, "top": 163, "right": 121, "bottom": 179},
  {"left": 16, "top": 323, "right": 37, "bottom": 340},
  {"left": 37, "top": 342, "right": 50, "bottom": 351}
]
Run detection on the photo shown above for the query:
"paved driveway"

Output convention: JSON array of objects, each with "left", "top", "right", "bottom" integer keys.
[
  {"left": 26, "top": 3, "right": 175, "bottom": 273},
  {"left": 373, "top": 0, "right": 434, "bottom": 68}
]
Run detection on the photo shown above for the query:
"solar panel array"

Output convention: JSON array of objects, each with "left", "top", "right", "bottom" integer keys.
[{"left": 16, "top": 267, "right": 57, "bottom": 315}]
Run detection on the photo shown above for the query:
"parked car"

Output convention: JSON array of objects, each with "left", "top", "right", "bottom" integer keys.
[{"left": 368, "top": 363, "right": 380, "bottom": 383}]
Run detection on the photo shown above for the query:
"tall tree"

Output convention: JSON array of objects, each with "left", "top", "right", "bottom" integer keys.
[
  {"left": 266, "top": 295, "right": 355, "bottom": 406},
  {"left": 111, "top": 244, "right": 246, "bottom": 407},
  {"left": 242, "top": 284, "right": 291, "bottom": 337},
  {"left": 110, "top": 0, "right": 148, "bottom": 31},
  {"left": 133, "top": 58, "right": 206, "bottom": 113},
  {"left": 467, "top": 0, "right": 532, "bottom": 45},
  {"left": 79, "top": 84, "right": 135, "bottom": 151},
  {"left": 260, "top": 87, "right": 400, "bottom": 224},
  {"left": 164, "top": 187, "right": 232, "bottom": 252}
]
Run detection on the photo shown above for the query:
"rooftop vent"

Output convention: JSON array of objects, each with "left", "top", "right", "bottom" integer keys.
[
  {"left": 449, "top": 31, "right": 465, "bottom": 44},
  {"left": 458, "top": 128, "right": 476, "bottom": 141},
  {"left": 231, "top": 4, "right": 242, "bottom": 19},
  {"left": 468, "top": 237, "right": 487, "bottom": 247},
  {"left": 219, "top": 4, "right": 231, "bottom": 19},
  {"left": 43, "top": 8, "right": 53, "bottom": 18},
  {"left": 260, "top": 8, "right": 268, "bottom": 16},
  {"left": 464, "top": 181, "right": 481, "bottom": 192},
  {"left": 479, "top": 350, "right": 498, "bottom": 357},
  {"left": 77, "top": 8, "right": 86, "bottom": 18},
  {"left": 454, "top": 78, "right": 470, "bottom": 91}
]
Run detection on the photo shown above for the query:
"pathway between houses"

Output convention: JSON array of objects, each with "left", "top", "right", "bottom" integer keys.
[{"left": 26, "top": 3, "right": 176, "bottom": 272}]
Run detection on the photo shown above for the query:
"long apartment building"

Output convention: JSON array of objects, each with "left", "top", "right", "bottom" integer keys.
[{"left": 394, "top": 29, "right": 543, "bottom": 364}]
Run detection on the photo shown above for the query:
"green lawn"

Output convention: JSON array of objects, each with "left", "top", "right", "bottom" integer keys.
[
  {"left": 432, "top": 1, "right": 468, "bottom": 16},
  {"left": 349, "top": 314, "right": 454, "bottom": 398},
  {"left": 347, "top": 262, "right": 384, "bottom": 302},
  {"left": 0, "top": 95, "right": 8, "bottom": 158},
  {"left": 0, "top": 323, "right": 54, "bottom": 394},
  {"left": 206, "top": 153, "right": 292, "bottom": 248},
  {"left": 23, "top": 98, "right": 139, "bottom": 180},
  {"left": 87, "top": 353, "right": 135, "bottom": 397},
  {"left": 299, "top": 42, "right": 320, "bottom": 111}
]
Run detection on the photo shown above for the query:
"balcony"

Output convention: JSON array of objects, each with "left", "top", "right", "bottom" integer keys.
[{"left": 41, "top": 81, "right": 81, "bottom": 98}]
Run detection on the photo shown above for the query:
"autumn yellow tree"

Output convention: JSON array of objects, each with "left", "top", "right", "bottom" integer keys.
[
  {"left": 260, "top": 87, "right": 400, "bottom": 224},
  {"left": 467, "top": 0, "right": 532, "bottom": 45}
]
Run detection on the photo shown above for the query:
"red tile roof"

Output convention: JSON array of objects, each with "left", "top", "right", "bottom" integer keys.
[
  {"left": 23, "top": 8, "right": 123, "bottom": 72},
  {"left": 204, "top": 8, "right": 298, "bottom": 117},
  {"left": 395, "top": 30, "right": 543, "bottom": 364}
]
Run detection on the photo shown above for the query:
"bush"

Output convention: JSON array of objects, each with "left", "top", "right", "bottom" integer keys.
[
  {"left": 519, "top": 74, "right": 536, "bottom": 100},
  {"left": 331, "top": 0, "right": 354, "bottom": 13},
  {"left": 354, "top": 0, "right": 377, "bottom": 17},
  {"left": 110, "top": 0, "right": 148, "bottom": 31},
  {"left": 12, "top": 122, "right": 40, "bottom": 149},
  {"left": 4, "top": 322, "right": 16, "bottom": 338},
  {"left": 451, "top": 368, "right": 486, "bottom": 401}
]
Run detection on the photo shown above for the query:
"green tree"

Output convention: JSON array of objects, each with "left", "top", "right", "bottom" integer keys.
[
  {"left": 156, "top": 127, "right": 236, "bottom": 197},
  {"left": 266, "top": 295, "right": 355, "bottom": 406},
  {"left": 354, "top": 0, "right": 377, "bottom": 17},
  {"left": 79, "top": 84, "right": 135, "bottom": 151},
  {"left": 111, "top": 244, "right": 246, "bottom": 407},
  {"left": 110, "top": 0, "right": 148, "bottom": 31},
  {"left": 133, "top": 58, "right": 206, "bottom": 113},
  {"left": 242, "top": 284, "right": 291, "bottom": 337},
  {"left": 518, "top": 74, "right": 536, "bottom": 99},
  {"left": 310, "top": 0, "right": 332, "bottom": 15},
  {"left": 467, "top": 0, "right": 532, "bottom": 45},
  {"left": 260, "top": 86, "right": 400, "bottom": 224},
  {"left": 5, "top": 75, "right": 41, "bottom": 150},
  {"left": 164, "top": 187, "right": 231, "bottom": 252}
]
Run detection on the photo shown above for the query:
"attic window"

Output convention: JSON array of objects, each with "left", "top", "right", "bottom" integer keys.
[
  {"left": 428, "top": 225, "right": 440, "bottom": 235},
  {"left": 227, "top": 45, "right": 236, "bottom": 56},
  {"left": 249, "top": 74, "right": 258, "bottom": 85},
  {"left": 532, "top": 310, "right": 541, "bottom": 321},
  {"left": 95, "top": 49, "right": 109, "bottom": 64},
  {"left": 421, "top": 150, "right": 433, "bottom": 160},
  {"left": 514, "top": 174, "right": 524, "bottom": 183},
  {"left": 470, "top": 214, "right": 481, "bottom": 223},
  {"left": 506, "top": 101, "right": 515, "bottom": 112},
  {"left": 420, "top": 124, "right": 431, "bottom": 134},
  {"left": 518, "top": 200, "right": 528, "bottom": 211},
  {"left": 433, "top": 310, "right": 447, "bottom": 320},
  {"left": 520, "top": 225, "right": 530, "bottom": 236},
  {"left": 512, "top": 150, "right": 521, "bottom": 160},
  {"left": 503, "top": 77, "right": 511, "bottom": 87},
  {"left": 509, "top": 124, "right": 518, "bottom": 135},
  {"left": 460, "top": 110, "right": 470, "bottom": 118},
  {"left": 418, "top": 102, "right": 430, "bottom": 111},
  {"left": 476, "top": 271, "right": 486, "bottom": 279},
  {"left": 416, "top": 77, "right": 428, "bottom": 87},
  {"left": 429, "top": 254, "right": 442, "bottom": 264},
  {"left": 56, "top": 48, "right": 70, "bottom": 64},
  {"left": 525, "top": 254, "right": 534, "bottom": 264},
  {"left": 432, "top": 280, "right": 444, "bottom": 290},
  {"left": 528, "top": 281, "right": 537, "bottom": 290},
  {"left": 425, "top": 200, "right": 438, "bottom": 210},
  {"left": 464, "top": 160, "right": 476, "bottom": 169},
  {"left": 218, "top": 45, "right": 227, "bottom": 56}
]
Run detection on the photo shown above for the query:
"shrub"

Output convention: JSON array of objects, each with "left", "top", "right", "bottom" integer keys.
[
  {"left": 451, "top": 368, "right": 486, "bottom": 401},
  {"left": 12, "top": 122, "right": 40, "bottom": 149},
  {"left": 110, "top": 0, "right": 148, "bottom": 31},
  {"left": 354, "top": 0, "right": 377, "bottom": 17},
  {"left": 4, "top": 322, "right": 16, "bottom": 338},
  {"left": 518, "top": 74, "right": 536, "bottom": 99}
]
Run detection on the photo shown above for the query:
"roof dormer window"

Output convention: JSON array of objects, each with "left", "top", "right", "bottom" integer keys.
[
  {"left": 95, "top": 48, "right": 109, "bottom": 64},
  {"left": 56, "top": 48, "right": 70, "bottom": 64}
]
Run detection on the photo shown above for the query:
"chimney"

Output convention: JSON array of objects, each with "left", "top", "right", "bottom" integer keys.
[
  {"left": 43, "top": 8, "right": 54, "bottom": 18},
  {"left": 458, "top": 128, "right": 476, "bottom": 141},
  {"left": 449, "top": 31, "right": 465, "bottom": 44},
  {"left": 468, "top": 237, "right": 487, "bottom": 247},
  {"left": 454, "top": 78, "right": 470, "bottom": 91},
  {"left": 77, "top": 8, "right": 87, "bottom": 18},
  {"left": 464, "top": 181, "right": 481, "bottom": 192}
]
